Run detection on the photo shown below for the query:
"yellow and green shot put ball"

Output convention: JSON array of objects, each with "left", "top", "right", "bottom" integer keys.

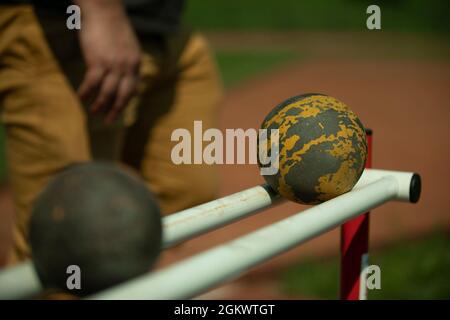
[{"left": 258, "top": 93, "right": 367, "bottom": 205}]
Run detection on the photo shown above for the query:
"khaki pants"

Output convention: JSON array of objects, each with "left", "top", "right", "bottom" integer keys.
[{"left": 0, "top": 6, "right": 223, "bottom": 264}]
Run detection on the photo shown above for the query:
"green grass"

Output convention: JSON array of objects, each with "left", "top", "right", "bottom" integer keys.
[
  {"left": 281, "top": 231, "right": 450, "bottom": 299},
  {"left": 215, "top": 50, "right": 299, "bottom": 88},
  {"left": 185, "top": 0, "right": 450, "bottom": 33}
]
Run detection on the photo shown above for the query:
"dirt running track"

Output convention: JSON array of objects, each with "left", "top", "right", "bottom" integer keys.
[{"left": 0, "top": 57, "right": 449, "bottom": 299}]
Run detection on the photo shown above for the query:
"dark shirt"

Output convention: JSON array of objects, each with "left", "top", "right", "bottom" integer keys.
[
  {"left": 124, "top": 0, "right": 185, "bottom": 34},
  {"left": 2, "top": 0, "right": 185, "bottom": 35}
]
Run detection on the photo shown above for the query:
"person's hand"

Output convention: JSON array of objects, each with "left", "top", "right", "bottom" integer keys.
[{"left": 75, "top": 0, "right": 141, "bottom": 124}]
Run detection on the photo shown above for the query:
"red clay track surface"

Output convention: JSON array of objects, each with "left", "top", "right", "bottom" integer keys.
[{"left": 0, "top": 33, "right": 449, "bottom": 299}]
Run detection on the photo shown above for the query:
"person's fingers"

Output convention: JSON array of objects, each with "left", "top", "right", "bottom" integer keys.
[
  {"left": 105, "top": 75, "right": 137, "bottom": 124},
  {"left": 78, "top": 67, "right": 105, "bottom": 101},
  {"left": 90, "top": 71, "right": 121, "bottom": 114}
]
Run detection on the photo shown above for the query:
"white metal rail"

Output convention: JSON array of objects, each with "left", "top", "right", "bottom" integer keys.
[
  {"left": 90, "top": 176, "right": 406, "bottom": 299},
  {"left": 0, "top": 169, "right": 420, "bottom": 300}
]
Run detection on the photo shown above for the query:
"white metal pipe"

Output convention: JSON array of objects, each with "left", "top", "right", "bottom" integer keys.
[
  {"left": 163, "top": 184, "right": 280, "bottom": 248},
  {"left": 0, "top": 186, "right": 281, "bottom": 300},
  {"left": 0, "top": 169, "right": 420, "bottom": 300},
  {"left": 90, "top": 177, "right": 399, "bottom": 300},
  {"left": 355, "top": 169, "right": 420, "bottom": 203},
  {"left": 163, "top": 168, "right": 419, "bottom": 248}
]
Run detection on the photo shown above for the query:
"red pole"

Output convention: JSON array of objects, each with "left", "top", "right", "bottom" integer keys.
[{"left": 340, "top": 129, "right": 372, "bottom": 300}]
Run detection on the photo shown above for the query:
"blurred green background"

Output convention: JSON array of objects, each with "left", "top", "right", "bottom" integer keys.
[{"left": 185, "top": 0, "right": 450, "bottom": 33}]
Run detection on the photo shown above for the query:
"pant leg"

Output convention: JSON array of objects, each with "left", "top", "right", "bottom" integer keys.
[
  {"left": 0, "top": 6, "right": 91, "bottom": 263},
  {"left": 33, "top": 6, "right": 131, "bottom": 163},
  {"left": 122, "top": 32, "right": 224, "bottom": 214}
]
